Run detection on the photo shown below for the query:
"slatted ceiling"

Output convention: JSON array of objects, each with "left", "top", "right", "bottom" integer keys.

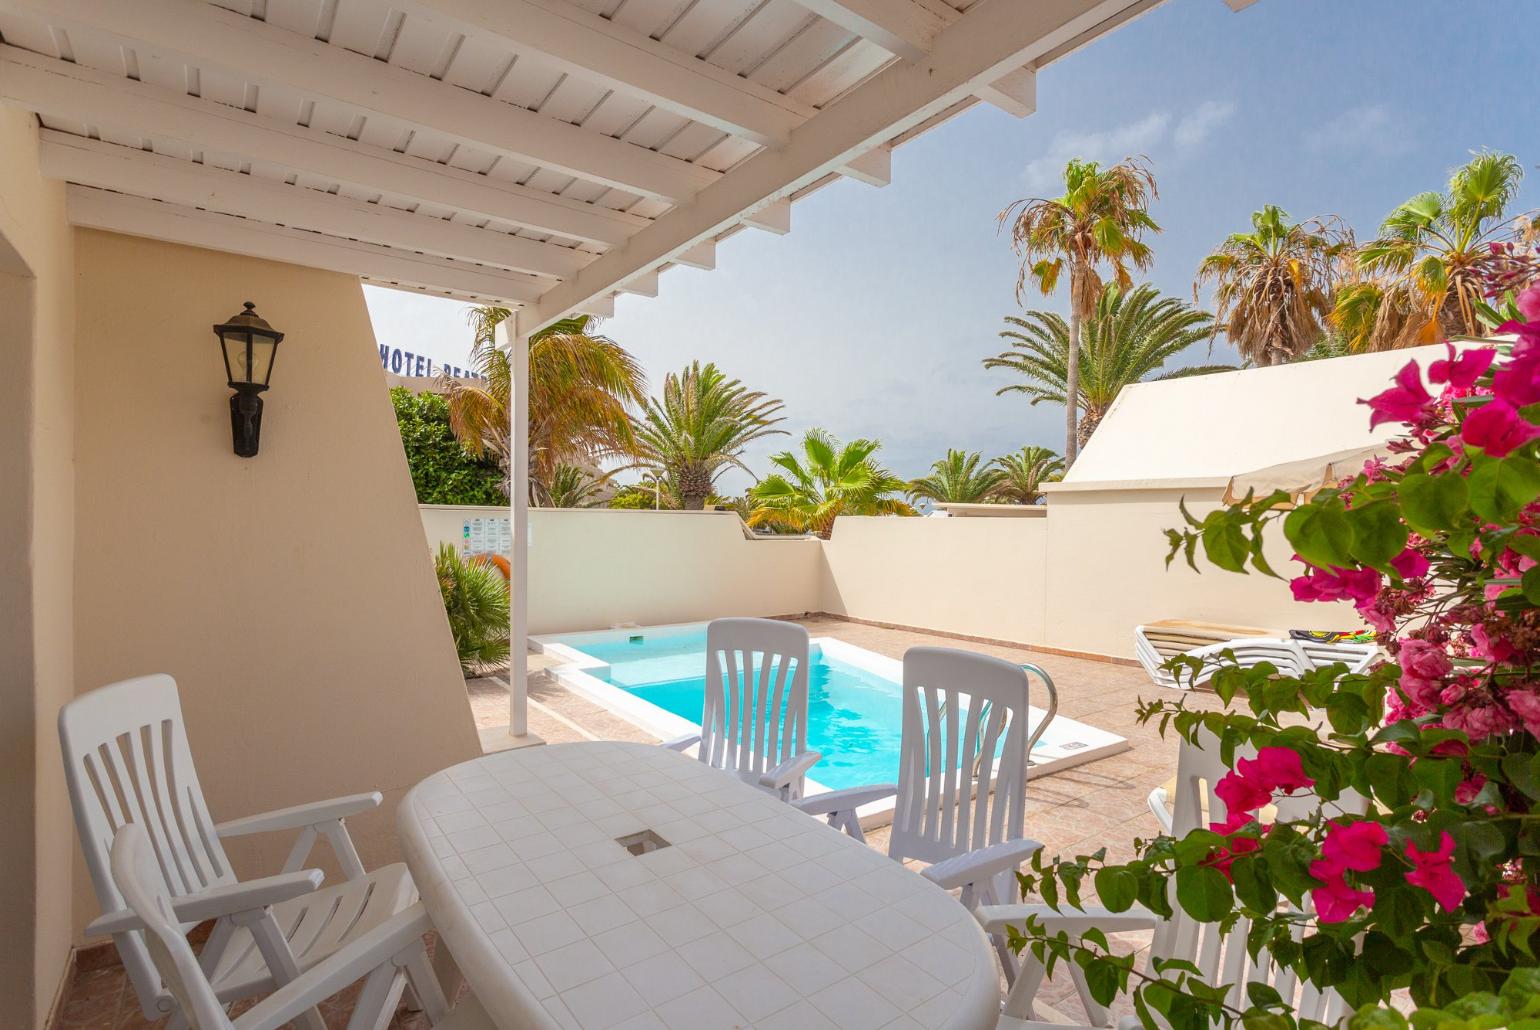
[
  {"left": 691, "top": 134, "right": 757, "bottom": 173},
  {"left": 747, "top": 18, "right": 852, "bottom": 92},
  {"left": 787, "top": 38, "right": 888, "bottom": 106},
  {"left": 667, "top": 0, "right": 762, "bottom": 60}
]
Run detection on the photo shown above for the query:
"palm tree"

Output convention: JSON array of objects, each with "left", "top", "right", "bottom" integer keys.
[
  {"left": 747, "top": 429, "right": 915, "bottom": 539},
  {"left": 999, "top": 157, "right": 1161, "bottom": 464},
  {"left": 984, "top": 285, "right": 1231, "bottom": 447},
  {"left": 632, "top": 362, "right": 786, "bottom": 510},
  {"left": 546, "top": 463, "right": 610, "bottom": 508},
  {"left": 1195, "top": 205, "right": 1354, "bottom": 366},
  {"left": 907, "top": 450, "right": 1004, "bottom": 505},
  {"left": 441, "top": 309, "right": 646, "bottom": 505},
  {"left": 1334, "top": 151, "right": 1527, "bottom": 351},
  {"left": 992, "top": 446, "right": 1065, "bottom": 504}
]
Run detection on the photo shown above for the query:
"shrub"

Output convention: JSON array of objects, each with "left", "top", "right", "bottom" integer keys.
[
  {"left": 391, "top": 387, "right": 506, "bottom": 505},
  {"left": 433, "top": 544, "right": 509, "bottom": 675},
  {"left": 1013, "top": 284, "right": 1540, "bottom": 1023}
]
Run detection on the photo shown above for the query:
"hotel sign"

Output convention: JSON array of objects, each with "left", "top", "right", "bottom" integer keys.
[{"left": 379, "top": 345, "right": 483, "bottom": 381}]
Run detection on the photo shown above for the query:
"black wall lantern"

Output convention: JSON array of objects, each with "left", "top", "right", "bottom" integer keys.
[{"left": 213, "top": 301, "right": 284, "bottom": 457}]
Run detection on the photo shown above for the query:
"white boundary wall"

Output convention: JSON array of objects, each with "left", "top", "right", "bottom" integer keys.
[{"left": 423, "top": 495, "right": 1354, "bottom": 661}]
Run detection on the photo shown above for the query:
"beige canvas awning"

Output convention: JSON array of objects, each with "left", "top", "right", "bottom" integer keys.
[{"left": 1222, "top": 442, "right": 1400, "bottom": 505}]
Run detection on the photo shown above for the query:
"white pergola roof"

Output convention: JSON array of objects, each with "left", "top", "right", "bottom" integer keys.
[{"left": 0, "top": 0, "right": 1195, "bottom": 329}]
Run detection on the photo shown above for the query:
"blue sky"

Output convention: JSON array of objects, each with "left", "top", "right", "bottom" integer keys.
[{"left": 365, "top": 0, "right": 1540, "bottom": 494}]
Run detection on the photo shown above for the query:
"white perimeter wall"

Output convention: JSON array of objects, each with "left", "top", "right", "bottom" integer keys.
[
  {"left": 424, "top": 507, "right": 825, "bottom": 635},
  {"left": 425, "top": 495, "right": 1354, "bottom": 660}
]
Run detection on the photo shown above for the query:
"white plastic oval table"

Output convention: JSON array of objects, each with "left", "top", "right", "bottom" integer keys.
[{"left": 398, "top": 741, "right": 1000, "bottom": 1030}]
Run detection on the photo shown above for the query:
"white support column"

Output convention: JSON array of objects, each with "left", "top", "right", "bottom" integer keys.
[{"left": 499, "top": 313, "right": 532, "bottom": 740}]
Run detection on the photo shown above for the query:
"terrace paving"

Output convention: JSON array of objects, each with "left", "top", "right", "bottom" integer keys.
[{"left": 55, "top": 617, "right": 1220, "bottom": 1028}]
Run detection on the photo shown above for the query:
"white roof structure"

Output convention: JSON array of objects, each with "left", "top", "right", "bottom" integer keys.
[
  {"left": 0, "top": 0, "right": 1256, "bottom": 740},
  {"left": 1055, "top": 344, "right": 1451, "bottom": 490},
  {"left": 0, "top": 0, "right": 1243, "bottom": 329}
]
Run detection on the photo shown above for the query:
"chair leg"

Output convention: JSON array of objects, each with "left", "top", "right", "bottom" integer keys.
[
  {"left": 240, "top": 910, "right": 327, "bottom": 1030},
  {"left": 401, "top": 943, "right": 451, "bottom": 1023},
  {"left": 346, "top": 964, "right": 408, "bottom": 1030},
  {"left": 430, "top": 934, "right": 465, "bottom": 1006},
  {"left": 833, "top": 810, "right": 866, "bottom": 844}
]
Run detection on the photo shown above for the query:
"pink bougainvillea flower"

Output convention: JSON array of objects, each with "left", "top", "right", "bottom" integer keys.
[
  {"left": 1518, "top": 283, "right": 1540, "bottom": 322},
  {"left": 1471, "top": 622, "right": 1518, "bottom": 663},
  {"left": 1428, "top": 345, "right": 1495, "bottom": 389},
  {"left": 1215, "top": 769, "right": 1273, "bottom": 814},
  {"left": 1362, "top": 360, "right": 1433, "bottom": 428},
  {"left": 1504, "top": 689, "right": 1540, "bottom": 738},
  {"left": 1460, "top": 398, "right": 1540, "bottom": 457},
  {"left": 1442, "top": 696, "right": 1521, "bottom": 739},
  {"left": 1397, "top": 638, "right": 1451, "bottom": 709},
  {"left": 1290, "top": 565, "right": 1382, "bottom": 606},
  {"left": 1321, "top": 820, "right": 1389, "bottom": 873},
  {"left": 1310, "top": 870, "right": 1376, "bottom": 923},
  {"left": 1203, "top": 812, "right": 1262, "bottom": 880},
  {"left": 1390, "top": 548, "right": 1430, "bottom": 581},
  {"left": 1405, "top": 832, "right": 1465, "bottom": 912},
  {"left": 1454, "top": 774, "right": 1488, "bottom": 806},
  {"left": 1492, "top": 349, "right": 1540, "bottom": 406},
  {"left": 1237, "top": 747, "right": 1315, "bottom": 794}
]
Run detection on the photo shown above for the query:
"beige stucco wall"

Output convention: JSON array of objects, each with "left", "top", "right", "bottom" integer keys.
[
  {"left": 521, "top": 509, "right": 823, "bottom": 635},
  {"left": 819, "top": 516, "right": 1050, "bottom": 645},
  {"left": 1040, "top": 488, "right": 1353, "bottom": 658},
  {"left": 0, "top": 107, "right": 77, "bottom": 1029},
  {"left": 70, "top": 230, "right": 480, "bottom": 940},
  {"left": 512, "top": 498, "right": 1351, "bottom": 663}
]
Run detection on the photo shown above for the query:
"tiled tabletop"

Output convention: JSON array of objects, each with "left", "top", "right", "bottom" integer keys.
[{"left": 398, "top": 741, "right": 999, "bottom": 1030}]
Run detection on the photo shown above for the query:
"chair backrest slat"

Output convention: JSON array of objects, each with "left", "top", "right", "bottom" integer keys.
[
  {"left": 890, "top": 648, "right": 1032, "bottom": 866},
  {"left": 699, "top": 620, "right": 810, "bottom": 788},
  {"left": 60, "top": 675, "right": 233, "bottom": 1016}
]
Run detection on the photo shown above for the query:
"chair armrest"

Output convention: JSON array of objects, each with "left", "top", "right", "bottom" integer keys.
[
  {"left": 759, "top": 750, "right": 822, "bottom": 790},
  {"left": 791, "top": 783, "right": 898, "bottom": 817},
  {"left": 85, "top": 869, "right": 326, "bottom": 937},
  {"left": 216, "top": 792, "right": 383, "bottom": 838},
  {"left": 922, "top": 838, "right": 1043, "bottom": 892},
  {"left": 234, "top": 904, "right": 435, "bottom": 1030},
  {"left": 1147, "top": 786, "right": 1174, "bottom": 833},
  {"left": 661, "top": 734, "right": 701, "bottom": 753},
  {"left": 973, "top": 902, "right": 1159, "bottom": 937}
]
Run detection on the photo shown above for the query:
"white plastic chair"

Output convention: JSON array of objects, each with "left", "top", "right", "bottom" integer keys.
[
  {"left": 793, "top": 646, "right": 1046, "bottom": 976},
  {"left": 107, "top": 823, "right": 491, "bottom": 1030},
  {"left": 1136, "top": 627, "right": 1378, "bottom": 691},
  {"left": 60, "top": 674, "right": 419, "bottom": 1029},
  {"left": 664, "top": 617, "right": 822, "bottom": 800},
  {"left": 980, "top": 729, "right": 1366, "bottom": 1027}
]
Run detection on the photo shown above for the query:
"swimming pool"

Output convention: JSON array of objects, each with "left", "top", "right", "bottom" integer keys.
[{"left": 535, "top": 622, "right": 1129, "bottom": 794}]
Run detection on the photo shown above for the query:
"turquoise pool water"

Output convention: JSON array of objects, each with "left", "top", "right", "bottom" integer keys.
[{"left": 559, "top": 630, "right": 906, "bottom": 790}]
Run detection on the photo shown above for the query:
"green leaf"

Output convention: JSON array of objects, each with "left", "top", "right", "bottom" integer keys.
[
  {"left": 1468, "top": 454, "right": 1540, "bottom": 524},
  {"left": 1346, "top": 500, "right": 1409, "bottom": 570},
  {"left": 1523, "top": 566, "right": 1540, "bottom": 605},
  {"left": 1285, "top": 500, "right": 1354, "bottom": 569},
  {"left": 1174, "top": 864, "right": 1234, "bottom": 922},
  {"left": 1349, "top": 1006, "right": 1409, "bottom": 1030},
  {"left": 1093, "top": 867, "right": 1139, "bottom": 912},
  {"left": 1503, "top": 752, "right": 1540, "bottom": 800},
  {"left": 1202, "top": 517, "right": 1251, "bottom": 574},
  {"left": 1397, "top": 472, "right": 1467, "bottom": 534},
  {"left": 1230, "top": 854, "right": 1277, "bottom": 913}
]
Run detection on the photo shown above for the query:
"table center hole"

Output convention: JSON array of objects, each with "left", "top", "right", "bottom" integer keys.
[{"left": 615, "top": 829, "right": 670, "bottom": 856}]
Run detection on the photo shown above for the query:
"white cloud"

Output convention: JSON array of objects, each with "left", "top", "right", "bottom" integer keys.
[
  {"left": 1174, "top": 99, "right": 1236, "bottom": 148},
  {"left": 1307, "top": 103, "right": 1411, "bottom": 156},
  {"left": 1020, "top": 99, "right": 1236, "bottom": 195},
  {"left": 1021, "top": 111, "right": 1170, "bottom": 194}
]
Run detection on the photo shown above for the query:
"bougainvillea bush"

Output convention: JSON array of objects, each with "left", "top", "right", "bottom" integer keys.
[{"left": 1011, "top": 287, "right": 1540, "bottom": 1027}]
